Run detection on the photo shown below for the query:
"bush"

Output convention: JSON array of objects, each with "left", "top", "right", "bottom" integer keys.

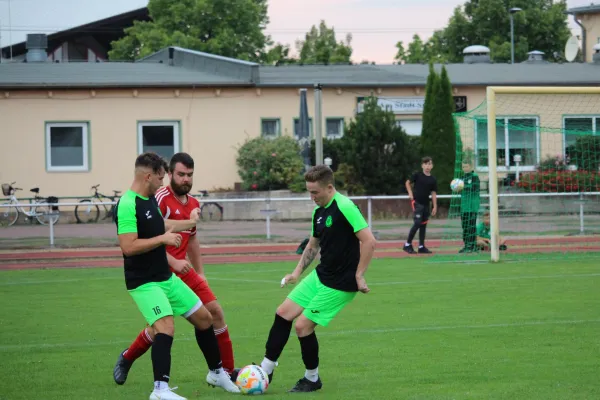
[
  {"left": 515, "top": 170, "right": 600, "bottom": 193},
  {"left": 236, "top": 136, "right": 304, "bottom": 191},
  {"left": 309, "top": 137, "right": 346, "bottom": 171},
  {"left": 566, "top": 136, "right": 600, "bottom": 173}
]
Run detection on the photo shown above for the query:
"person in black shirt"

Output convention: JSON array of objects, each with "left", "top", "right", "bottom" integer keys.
[
  {"left": 115, "top": 152, "right": 239, "bottom": 400},
  {"left": 258, "top": 165, "right": 376, "bottom": 393},
  {"left": 403, "top": 156, "right": 438, "bottom": 254}
]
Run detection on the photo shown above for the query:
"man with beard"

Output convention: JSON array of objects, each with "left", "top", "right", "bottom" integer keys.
[{"left": 113, "top": 152, "right": 239, "bottom": 391}]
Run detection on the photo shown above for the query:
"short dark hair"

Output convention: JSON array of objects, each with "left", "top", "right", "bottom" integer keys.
[
  {"left": 135, "top": 152, "right": 167, "bottom": 174},
  {"left": 304, "top": 165, "right": 334, "bottom": 186},
  {"left": 422, "top": 156, "right": 432, "bottom": 164},
  {"left": 169, "top": 152, "right": 194, "bottom": 172}
]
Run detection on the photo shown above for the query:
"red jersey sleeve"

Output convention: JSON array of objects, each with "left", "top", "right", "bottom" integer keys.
[{"left": 156, "top": 188, "right": 170, "bottom": 217}]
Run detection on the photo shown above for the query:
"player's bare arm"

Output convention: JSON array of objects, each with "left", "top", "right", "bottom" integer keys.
[
  {"left": 164, "top": 207, "right": 200, "bottom": 232},
  {"left": 186, "top": 235, "right": 206, "bottom": 279},
  {"left": 405, "top": 180, "right": 414, "bottom": 200},
  {"left": 118, "top": 228, "right": 181, "bottom": 257},
  {"left": 355, "top": 228, "right": 377, "bottom": 294},
  {"left": 431, "top": 191, "right": 438, "bottom": 216},
  {"left": 281, "top": 236, "right": 320, "bottom": 287},
  {"left": 166, "top": 251, "right": 192, "bottom": 274}
]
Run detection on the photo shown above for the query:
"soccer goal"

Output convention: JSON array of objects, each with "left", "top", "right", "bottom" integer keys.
[{"left": 448, "top": 86, "right": 600, "bottom": 263}]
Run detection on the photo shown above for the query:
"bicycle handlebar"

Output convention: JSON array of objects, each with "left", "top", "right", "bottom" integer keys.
[{"left": 92, "top": 184, "right": 100, "bottom": 189}]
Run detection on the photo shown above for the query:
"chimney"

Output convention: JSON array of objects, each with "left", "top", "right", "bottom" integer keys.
[
  {"left": 463, "top": 45, "right": 491, "bottom": 64},
  {"left": 25, "top": 34, "right": 48, "bottom": 63},
  {"left": 522, "top": 50, "right": 549, "bottom": 64},
  {"left": 593, "top": 44, "right": 600, "bottom": 65}
]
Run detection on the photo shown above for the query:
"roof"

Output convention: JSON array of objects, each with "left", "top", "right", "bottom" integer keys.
[
  {"left": 0, "top": 7, "right": 149, "bottom": 59},
  {"left": 567, "top": 4, "right": 600, "bottom": 14},
  {"left": 0, "top": 46, "right": 598, "bottom": 89}
]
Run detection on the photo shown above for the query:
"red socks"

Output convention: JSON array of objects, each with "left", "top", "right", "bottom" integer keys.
[
  {"left": 214, "top": 325, "right": 235, "bottom": 373},
  {"left": 123, "top": 327, "right": 153, "bottom": 362}
]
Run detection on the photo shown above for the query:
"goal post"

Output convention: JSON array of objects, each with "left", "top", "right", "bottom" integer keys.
[{"left": 486, "top": 86, "right": 600, "bottom": 262}]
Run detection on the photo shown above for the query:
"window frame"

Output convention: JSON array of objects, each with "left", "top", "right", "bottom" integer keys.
[
  {"left": 45, "top": 121, "right": 90, "bottom": 172},
  {"left": 293, "top": 117, "right": 314, "bottom": 140},
  {"left": 325, "top": 117, "right": 345, "bottom": 139},
  {"left": 562, "top": 115, "right": 599, "bottom": 157},
  {"left": 474, "top": 115, "right": 540, "bottom": 172},
  {"left": 137, "top": 120, "right": 181, "bottom": 158},
  {"left": 260, "top": 118, "right": 281, "bottom": 139}
]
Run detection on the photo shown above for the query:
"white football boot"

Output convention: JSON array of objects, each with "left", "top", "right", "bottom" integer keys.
[
  {"left": 206, "top": 369, "right": 241, "bottom": 393},
  {"left": 149, "top": 385, "right": 187, "bottom": 400}
]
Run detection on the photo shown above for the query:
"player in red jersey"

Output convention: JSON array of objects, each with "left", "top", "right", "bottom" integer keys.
[{"left": 113, "top": 152, "right": 238, "bottom": 387}]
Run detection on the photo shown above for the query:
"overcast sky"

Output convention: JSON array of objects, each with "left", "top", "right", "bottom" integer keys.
[{"left": 0, "top": 0, "right": 592, "bottom": 64}]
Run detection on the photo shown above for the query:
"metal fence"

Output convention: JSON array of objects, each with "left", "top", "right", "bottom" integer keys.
[{"left": 1, "top": 192, "right": 599, "bottom": 248}]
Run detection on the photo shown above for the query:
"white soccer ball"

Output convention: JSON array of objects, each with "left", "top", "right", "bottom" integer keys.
[
  {"left": 235, "top": 365, "right": 269, "bottom": 395},
  {"left": 450, "top": 178, "right": 465, "bottom": 192}
]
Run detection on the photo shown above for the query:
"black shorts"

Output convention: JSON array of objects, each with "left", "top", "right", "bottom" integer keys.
[{"left": 411, "top": 201, "right": 430, "bottom": 225}]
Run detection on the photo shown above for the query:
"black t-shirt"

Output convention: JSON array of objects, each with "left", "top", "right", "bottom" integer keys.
[
  {"left": 312, "top": 192, "right": 369, "bottom": 292},
  {"left": 114, "top": 190, "right": 171, "bottom": 290},
  {"left": 410, "top": 172, "right": 438, "bottom": 205}
]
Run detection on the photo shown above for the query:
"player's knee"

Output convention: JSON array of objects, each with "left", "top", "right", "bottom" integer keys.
[
  {"left": 146, "top": 325, "right": 157, "bottom": 340},
  {"left": 153, "top": 316, "right": 175, "bottom": 337},
  {"left": 206, "top": 301, "right": 225, "bottom": 326},
  {"left": 276, "top": 301, "right": 302, "bottom": 321},
  {"left": 295, "top": 317, "right": 315, "bottom": 337}
]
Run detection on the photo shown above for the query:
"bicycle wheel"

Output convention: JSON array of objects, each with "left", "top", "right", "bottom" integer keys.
[
  {"left": 0, "top": 203, "right": 19, "bottom": 227},
  {"left": 34, "top": 204, "right": 60, "bottom": 226},
  {"left": 200, "top": 203, "right": 223, "bottom": 222},
  {"left": 75, "top": 199, "right": 100, "bottom": 224}
]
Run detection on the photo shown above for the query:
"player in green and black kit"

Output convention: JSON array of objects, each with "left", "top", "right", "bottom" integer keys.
[
  {"left": 258, "top": 165, "right": 377, "bottom": 393},
  {"left": 115, "top": 152, "right": 239, "bottom": 400},
  {"left": 459, "top": 160, "right": 481, "bottom": 253}
]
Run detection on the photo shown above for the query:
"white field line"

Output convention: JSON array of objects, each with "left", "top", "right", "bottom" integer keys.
[{"left": 2, "top": 319, "right": 599, "bottom": 352}]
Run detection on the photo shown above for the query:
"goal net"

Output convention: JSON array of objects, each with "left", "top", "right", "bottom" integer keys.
[{"left": 439, "top": 87, "right": 600, "bottom": 262}]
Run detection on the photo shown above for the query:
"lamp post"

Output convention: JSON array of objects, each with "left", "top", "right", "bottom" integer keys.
[
  {"left": 324, "top": 157, "right": 332, "bottom": 168},
  {"left": 509, "top": 7, "right": 522, "bottom": 64},
  {"left": 513, "top": 154, "right": 522, "bottom": 183}
]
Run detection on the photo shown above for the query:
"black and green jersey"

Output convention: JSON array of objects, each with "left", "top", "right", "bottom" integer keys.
[
  {"left": 311, "top": 192, "right": 369, "bottom": 292},
  {"left": 114, "top": 190, "right": 171, "bottom": 290},
  {"left": 460, "top": 171, "right": 481, "bottom": 213}
]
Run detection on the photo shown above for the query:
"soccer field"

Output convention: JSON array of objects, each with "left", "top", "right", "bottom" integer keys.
[{"left": 1, "top": 257, "right": 599, "bottom": 400}]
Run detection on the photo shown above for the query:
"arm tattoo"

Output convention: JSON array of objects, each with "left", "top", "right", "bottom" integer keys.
[{"left": 300, "top": 247, "right": 318, "bottom": 272}]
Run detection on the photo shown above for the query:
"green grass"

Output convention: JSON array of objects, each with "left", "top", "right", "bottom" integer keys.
[{"left": 1, "top": 257, "right": 600, "bottom": 399}]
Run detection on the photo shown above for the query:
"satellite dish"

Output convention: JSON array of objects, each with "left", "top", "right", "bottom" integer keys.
[{"left": 565, "top": 36, "right": 579, "bottom": 62}]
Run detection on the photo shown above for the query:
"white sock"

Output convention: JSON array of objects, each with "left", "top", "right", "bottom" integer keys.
[
  {"left": 405, "top": 242, "right": 411, "bottom": 247},
  {"left": 304, "top": 368, "right": 319, "bottom": 382},
  {"left": 261, "top": 358, "right": 276, "bottom": 375},
  {"left": 154, "top": 381, "right": 169, "bottom": 391},
  {"left": 419, "top": 245, "right": 424, "bottom": 248}
]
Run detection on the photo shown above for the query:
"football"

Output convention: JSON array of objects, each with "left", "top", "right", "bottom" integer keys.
[
  {"left": 450, "top": 178, "right": 465, "bottom": 192},
  {"left": 235, "top": 365, "right": 270, "bottom": 395}
]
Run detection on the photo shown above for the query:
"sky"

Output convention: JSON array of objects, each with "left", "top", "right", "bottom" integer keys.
[{"left": 0, "top": 0, "right": 593, "bottom": 64}]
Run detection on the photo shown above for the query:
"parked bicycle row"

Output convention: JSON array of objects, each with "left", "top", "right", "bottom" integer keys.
[{"left": 0, "top": 183, "right": 223, "bottom": 227}]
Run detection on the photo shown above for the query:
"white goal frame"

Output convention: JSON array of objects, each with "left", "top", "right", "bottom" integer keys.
[{"left": 486, "top": 86, "right": 600, "bottom": 262}]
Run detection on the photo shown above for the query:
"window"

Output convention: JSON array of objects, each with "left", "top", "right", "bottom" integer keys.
[
  {"left": 45, "top": 122, "right": 89, "bottom": 172},
  {"left": 563, "top": 116, "right": 598, "bottom": 157},
  {"left": 293, "top": 118, "right": 313, "bottom": 139},
  {"left": 261, "top": 118, "right": 280, "bottom": 139},
  {"left": 325, "top": 118, "right": 344, "bottom": 139},
  {"left": 138, "top": 121, "right": 180, "bottom": 160},
  {"left": 475, "top": 117, "right": 539, "bottom": 170},
  {"left": 396, "top": 120, "right": 422, "bottom": 136}
]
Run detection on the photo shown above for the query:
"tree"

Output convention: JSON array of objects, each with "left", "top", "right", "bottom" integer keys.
[
  {"left": 109, "top": 0, "right": 270, "bottom": 61},
  {"left": 397, "top": 0, "right": 571, "bottom": 64},
  {"left": 296, "top": 20, "right": 353, "bottom": 64},
  {"left": 262, "top": 43, "right": 297, "bottom": 65},
  {"left": 420, "top": 65, "right": 459, "bottom": 196},
  {"left": 236, "top": 136, "right": 304, "bottom": 191},
  {"left": 340, "top": 96, "right": 419, "bottom": 195}
]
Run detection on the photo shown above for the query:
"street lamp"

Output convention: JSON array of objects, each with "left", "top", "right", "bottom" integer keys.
[
  {"left": 509, "top": 7, "right": 522, "bottom": 64},
  {"left": 324, "top": 157, "right": 332, "bottom": 167}
]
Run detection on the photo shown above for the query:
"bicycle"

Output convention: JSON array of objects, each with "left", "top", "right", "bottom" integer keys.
[
  {"left": 197, "top": 190, "right": 224, "bottom": 222},
  {"left": 0, "top": 182, "right": 60, "bottom": 227},
  {"left": 74, "top": 184, "right": 122, "bottom": 224}
]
